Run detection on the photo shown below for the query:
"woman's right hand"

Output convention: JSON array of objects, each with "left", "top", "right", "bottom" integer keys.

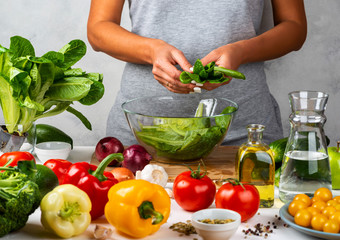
[{"left": 150, "top": 40, "right": 196, "bottom": 94}]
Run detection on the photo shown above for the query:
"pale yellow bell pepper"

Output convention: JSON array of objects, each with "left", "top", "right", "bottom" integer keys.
[{"left": 40, "top": 184, "right": 92, "bottom": 238}]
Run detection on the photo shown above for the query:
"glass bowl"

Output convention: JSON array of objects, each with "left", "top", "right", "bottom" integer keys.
[{"left": 122, "top": 95, "right": 238, "bottom": 163}]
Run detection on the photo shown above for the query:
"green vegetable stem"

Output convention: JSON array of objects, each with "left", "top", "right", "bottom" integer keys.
[
  {"left": 179, "top": 59, "right": 245, "bottom": 84},
  {"left": 0, "top": 36, "right": 104, "bottom": 134}
]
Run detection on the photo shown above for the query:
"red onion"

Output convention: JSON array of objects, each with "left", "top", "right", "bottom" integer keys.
[
  {"left": 95, "top": 137, "right": 124, "bottom": 166},
  {"left": 122, "top": 145, "right": 152, "bottom": 174}
]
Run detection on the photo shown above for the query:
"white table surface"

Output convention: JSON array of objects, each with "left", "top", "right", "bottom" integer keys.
[{"left": 4, "top": 146, "right": 333, "bottom": 239}]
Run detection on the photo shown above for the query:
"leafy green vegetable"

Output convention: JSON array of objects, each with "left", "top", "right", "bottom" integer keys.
[
  {"left": 0, "top": 36, "right": 104, "bottom": 134},
  {"left": 215, "top": 106, "right": 237, "bottom": 129},
  {"left": 136, "top": 106, "right": 236, "bottom": 161},
  {"left": 0, "top": 170, "right": 41, "bottom": 237},
  {"left": 179, "top": 59, "right": 246, "bottom": 84}
]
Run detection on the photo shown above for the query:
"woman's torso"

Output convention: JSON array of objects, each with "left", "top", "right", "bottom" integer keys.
[{"left": 107, "top": 0, "right": 283, "bottom": 146}]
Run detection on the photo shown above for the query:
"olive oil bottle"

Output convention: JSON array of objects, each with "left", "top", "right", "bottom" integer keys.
[{"left": 236, "top": 124, "right": 275, "bottom": 208}]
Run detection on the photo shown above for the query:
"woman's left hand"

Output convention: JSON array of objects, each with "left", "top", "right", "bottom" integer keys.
[{"left": 200, "top": 43, "right": 243, "bottom": 91}]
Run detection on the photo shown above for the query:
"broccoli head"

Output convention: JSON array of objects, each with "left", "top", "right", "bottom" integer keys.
[{"left": 0, "top": 170, "right": 41, "bottom": 237}]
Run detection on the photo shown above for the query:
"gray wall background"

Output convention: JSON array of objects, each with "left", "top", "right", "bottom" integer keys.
[{"left": 1, "top": 0, "right": 339, "bottom": 147}]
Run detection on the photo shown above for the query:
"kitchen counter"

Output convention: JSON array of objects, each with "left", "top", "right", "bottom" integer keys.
[{"left": 4, "top": 146, "right": 335, "bottom": 239}]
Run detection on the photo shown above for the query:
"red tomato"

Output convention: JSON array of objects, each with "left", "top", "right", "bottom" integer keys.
[
  {"left": 44, "top": 159, "right": 73, "bottom": 184},
  {"left": 215, "top": 181, "right": 260, "bottom": 222},
  {"left": 173, "top": 170, "right": 216, "bottom": 212},
  {"left": 0, "top": 151, "right": 35, "bottom": 167}
]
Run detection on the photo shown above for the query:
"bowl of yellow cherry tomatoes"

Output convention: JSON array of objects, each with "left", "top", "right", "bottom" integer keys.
[{"left": 279, "top": 187, "right": 340, "bottom": 240}]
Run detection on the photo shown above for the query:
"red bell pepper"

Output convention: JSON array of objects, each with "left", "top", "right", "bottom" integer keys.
[
  {"left": 62, "top": 153, "right": 124, "bottom": 220},
  {"left": 0, "top": 151, "right": 36, "bottom": 167},
  {"left": 43, "top": 159, "right": 73, "bottom": 184}
]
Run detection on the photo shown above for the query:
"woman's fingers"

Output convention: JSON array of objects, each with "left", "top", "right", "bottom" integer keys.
[{"left": 153, "top": 72, "right": 194, "bottom": 93}]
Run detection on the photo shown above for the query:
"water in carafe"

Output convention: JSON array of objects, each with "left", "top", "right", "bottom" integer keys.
[{"left": 279, "top": 91, "right": 332, "bottom": 203}]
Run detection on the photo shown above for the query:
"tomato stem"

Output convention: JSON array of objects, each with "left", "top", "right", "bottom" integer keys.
[
  {"left": 223, "top": 178, "right": 246, "bottom": 191},
  {"left": 188, "top": 160, "right": 207, "bottom": 179}
]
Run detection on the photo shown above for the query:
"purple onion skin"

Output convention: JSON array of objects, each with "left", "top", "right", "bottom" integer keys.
[
  {"left": 95, "top": 137, "right": 124, "bottom": 166},
  {"left": 122, "top": 145, "right": 152, "bottom": 174}
]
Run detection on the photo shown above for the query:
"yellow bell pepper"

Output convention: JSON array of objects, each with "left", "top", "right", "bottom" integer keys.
[
  {"left": 40, "top": 184, "right": 92, "bottom": 239},
  {"left": 105, "top": 179, "right": 171, "bottom": 238}
]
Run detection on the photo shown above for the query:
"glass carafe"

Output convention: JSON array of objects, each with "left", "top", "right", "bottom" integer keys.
[
  {"left": 279, "top": 91, "right": 331, "bottom": 203},
  {"left": 237, "top": 124, "right": 275, "bottom": 208}
]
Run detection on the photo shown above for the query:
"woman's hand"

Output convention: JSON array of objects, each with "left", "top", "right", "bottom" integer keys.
[
  {"left": 87, "top": 0, "right": 195, "bottom": 94},
  {"left": 150, "top": 40, "right": 195, "bottom": 94},
  {"left": 200, "top": 43, "right": 243, "bottom": 91},
  {"left": 198, "top": 0, "right": 307, "bottom": 92}
]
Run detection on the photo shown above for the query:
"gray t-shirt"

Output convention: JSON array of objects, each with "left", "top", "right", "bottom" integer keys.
[{"left": 106, "top": 0, "right": 283, "bottom": 146}]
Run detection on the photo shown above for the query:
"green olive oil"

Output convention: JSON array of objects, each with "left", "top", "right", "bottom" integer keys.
[{"left": 236, "top": 124, "right": 275, "bottom": 208}]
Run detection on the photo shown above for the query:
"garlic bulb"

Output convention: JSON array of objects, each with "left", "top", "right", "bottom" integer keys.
[
  {"left": 165, "top": 188, "right": 173, "bottom": 198},
  {"left": 135, "top": 164, "right": 168, "bottom": 187}
]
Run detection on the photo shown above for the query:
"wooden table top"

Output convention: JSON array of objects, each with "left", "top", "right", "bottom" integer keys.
[{"left": 91, "top": 145, "right": 239, "bottom": 182}]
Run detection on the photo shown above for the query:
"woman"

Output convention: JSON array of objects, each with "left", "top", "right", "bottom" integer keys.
[{"left": 87, "top": 0, "right": 307, "bottom": 145}]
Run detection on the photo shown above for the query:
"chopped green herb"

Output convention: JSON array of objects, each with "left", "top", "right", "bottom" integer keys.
[{"left": 179, "top": 59, "right": 245, "bottom": 84}]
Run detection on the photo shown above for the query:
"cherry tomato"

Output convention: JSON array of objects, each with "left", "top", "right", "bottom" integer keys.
[
  {"left": 334, "top": 204, "right": 340, "bottom": 211},
  {"left": 312, "top": 201, "right": 327, "bottom": 212},
  {"left": 311, "top": 214, "right": 328, "bottom": 231},
  {"left": 333, "top": 196, "right": 340, "bottom": 201},
  {"left": 312, "top": 196, "right": 323, "bottom": 203},
  {"left": 215, "top": 180, "right": 260, "bottom": 222},
  {"left": 314, "top": 188, "right": 333, "bottom": 202},
  {"left": 323, "top": 219, "right": 340, "bottom": 233},
  {"left": 306, "top": 206, "right": 320, "bottom": 217},
  {"left": 0, "top": 151, "right": 35, "bottom": 167},
  {"left": 322, "top": 206, "right": 337, "bottom": 218},
  {"left": 333, "top": 196, "right": 340, "bottom": 204},
  {"left": 327, "top": 199, "right": 338, "bottom": 207},
  {"left": 293, "top": 194, "right": 312, "bottom": 207},
  {"left": 330, "top": 212, "right": 340, "bottom": 225},
  {"left": 173, "top": 170, "right": 216, "bottom": 212},
  {"left": 288, "top": 200, "right": 308, "bottom": 217},
  {"left": 294, "top": 209, "right": 312, "bottom": 227},
  {"left": 329, "top": 212, "right": 340, "bottom": 224}
]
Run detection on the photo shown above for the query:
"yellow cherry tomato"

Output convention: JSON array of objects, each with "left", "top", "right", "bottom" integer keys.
[
  {"left": 333, "top": 196, "right": 340, "bottom": 204},
  {"left": 289, "top": 200, "right": 309, "bottom": 217},
  {"left": 312, "top": 196, "right": 323, "bottom": 203},
  {"left": 312, "top": 201, "right": 327, "bottom": 212},
  {"left": 307, "top": 206, "right": 321, "bottom": 217},
  {"left": 334, "top": 204, "right": 340, "bottom": 211},
  {"left": 323, "top": 219, "right": 340, "bottom": 233},
  {"left": 327, "top": 199, "right": 338, "bottom": 207},
  {"left": 322, "top": 206, "right": 337, "bottom": 218},
  {"left": 311, "top": 214, "right": 328, "bottom": 231},
  {"left": 294, "top": 209, "right": 312, "bottom": 227},
  {"left": 314, "top": 188, "right": 333, "bottom": 202},
  {"left": 330, "top": 212, "right": 340, "bottom": 225},
  {"left": 293, "top": 194, "right": 312, "bottom": 207}
]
